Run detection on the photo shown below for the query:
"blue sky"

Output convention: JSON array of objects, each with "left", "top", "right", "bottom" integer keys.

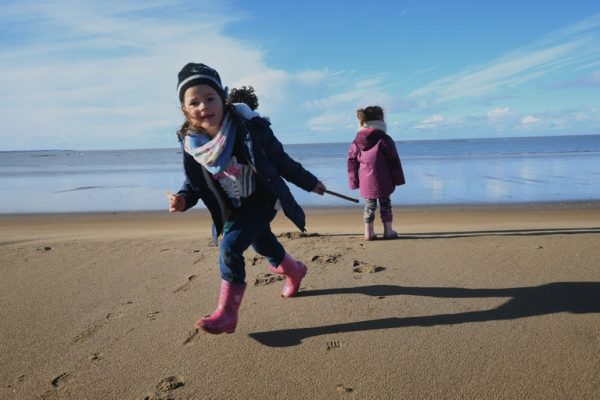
[{"left": 1, "top": 0, "right": 599, "bottom": 150}]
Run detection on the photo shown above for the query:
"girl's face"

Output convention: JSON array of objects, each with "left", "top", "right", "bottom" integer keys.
[{"left": 181, "top": 84, "right": 224, "bottom": 137}]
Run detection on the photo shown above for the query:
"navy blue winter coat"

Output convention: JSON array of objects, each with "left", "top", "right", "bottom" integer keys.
[{"left": 177, "top": 110, "right": 318, "bottom": 242}]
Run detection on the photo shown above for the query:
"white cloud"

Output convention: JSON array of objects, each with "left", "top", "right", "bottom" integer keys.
[
  {"left": 295, "top": 70, "right": 329, "bottom": 85},
  {"left": 0, "top": 1, "right": 254, "bottom": 148},
  {"left": 2, "top": 2, "right": 599, "bottom": 149},
  {"left": 303, "top": 75, "right": 386, "bottom": 110},
  {"left": 307, "top": 113, "right": 349, "bottom": 133},
  {"left": 2, "top": 0, "right": 393, "bottom": 149},
  {"left": 414, "top": 115, "right": 445, "bottom": 129},
  {"left": 487, "top": 107, "right": 511, "bottom": 118},
  {"left": 521, "top": 115, "right": 540, "bottom": 126},
  {"left": 0, "top": 0, "right": 347, "bottom": 149},
  {"left": 304, "top": 90, "right": 366, "bottom": 110}
]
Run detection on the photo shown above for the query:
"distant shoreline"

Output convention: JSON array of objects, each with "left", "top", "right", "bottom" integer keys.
[{"left": 2, "top": 132, "right": 599, "bottom": 153}]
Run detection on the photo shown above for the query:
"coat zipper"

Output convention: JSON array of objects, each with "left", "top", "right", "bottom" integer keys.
[{"left": 201, "top": 166, "right": 227, "bottom": 232}]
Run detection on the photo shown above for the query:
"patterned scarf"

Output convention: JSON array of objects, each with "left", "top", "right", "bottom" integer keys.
[{"left": 184, "top": 112, "right": 236, "bottom": 174}]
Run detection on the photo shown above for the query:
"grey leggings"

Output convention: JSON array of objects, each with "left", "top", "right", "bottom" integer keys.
[{"left": 364, "top": 197, "right": 393, "bottom": 223}]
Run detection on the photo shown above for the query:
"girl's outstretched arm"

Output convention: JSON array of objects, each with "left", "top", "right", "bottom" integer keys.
[
  {"left": 166, "top": 191, "right": 187, "bottom": 212},
  {"left": 256, "top": 124, "right": 319, "bottom": 192}
]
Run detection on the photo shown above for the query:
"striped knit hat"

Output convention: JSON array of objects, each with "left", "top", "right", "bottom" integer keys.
[{"left": 177, "top": 63, "right": 226, "bottom": 103}]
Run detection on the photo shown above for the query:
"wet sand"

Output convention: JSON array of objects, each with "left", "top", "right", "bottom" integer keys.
[{"left": 1, "top": 203, "right": 599, "bottom": 399}]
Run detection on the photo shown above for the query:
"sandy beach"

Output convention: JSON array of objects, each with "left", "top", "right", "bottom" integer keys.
[{"left": 1, "top": 202, "right": 599, "bottom": 400}]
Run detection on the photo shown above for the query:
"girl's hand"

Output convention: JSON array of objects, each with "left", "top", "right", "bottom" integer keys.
[
  {"left": 312, "top": 181, "right": 326, "bottom": 195},
  {"left": 167, "top": 191, "right": 186, "bottom": 212}
]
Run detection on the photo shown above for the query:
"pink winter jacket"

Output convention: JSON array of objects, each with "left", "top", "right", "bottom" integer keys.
[{"left": 347, "top": 127, "right": 405, "bottom": 199}]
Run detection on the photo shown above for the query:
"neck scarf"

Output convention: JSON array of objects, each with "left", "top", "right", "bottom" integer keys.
[
  {"left": 184, "top": 112, "right": 236, "bottom": 174},
  {"left": 362, "top": 120, "right": 387, "bottom": 133}
]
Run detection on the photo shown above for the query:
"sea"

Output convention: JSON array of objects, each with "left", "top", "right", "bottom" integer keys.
[{"left": 1, "top": 134, "right": 599, "bottom": 214}]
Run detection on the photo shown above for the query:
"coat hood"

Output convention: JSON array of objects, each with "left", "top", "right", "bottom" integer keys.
[{"left": 353, "top": 128, "right": 386, "bottom": 151}]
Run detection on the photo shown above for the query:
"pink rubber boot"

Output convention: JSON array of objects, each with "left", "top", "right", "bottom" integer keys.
[
  {"left": 195, "top": 280, "right": 246, "bottom": 334},
  {"left": 364, "top": 222, "right": 376, "bottom": 241},
  {"left": 270, "top": 253, "right": 307, "bottom": 298},
  {"left": 383, "top": 221, "right": 398, "bottom": 239}
]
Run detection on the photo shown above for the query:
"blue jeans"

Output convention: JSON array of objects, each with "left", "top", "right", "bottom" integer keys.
[{"left": 219, "top": 207, "right": 285, "bottom": 284}]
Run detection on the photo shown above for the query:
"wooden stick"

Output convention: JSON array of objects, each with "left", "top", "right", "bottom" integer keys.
[{"left": 324, "top": 189, "right": 359, "bottom": 203}]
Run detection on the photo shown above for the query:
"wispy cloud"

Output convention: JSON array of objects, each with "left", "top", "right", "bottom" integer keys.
[
  {"left": 0, "top": 0, "right": 337, "bottom": 149},
  {"left": 414, "top": 115, "right": 447, "bottom": 130},
  {"left": 487, "top": 107, "right": 511, "bottom": 119},
  {"left": 547, "top": 70, "right": 600, "bottom": 88},
  {"left": 1, "top": 2, "right": 598, "bottom": 149},
  {"left": 409, "top": 106, "right": 600, "bottom": 139},
  {"left": 409, "top": 14, "right": 600, "bottom": 102},
  {"left": 307, "top": 113, "right": 350, "bottom": 133}
]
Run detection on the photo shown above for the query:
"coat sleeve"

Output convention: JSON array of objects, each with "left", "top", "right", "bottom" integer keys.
[
  {"left": 177, "top": 156, "right": 200, "bottom": 211},
  {"left": 382, "top": 136, "right": 406, "bottom": 186},
  {"left": 177, "top": 177, "right": 199, "bottom": 210},
  {"left": 347, "top": 142, "right": 360, "bottom": 190},
  {"left": 255, "top": 123, "right": 318, "bottom": 192}
]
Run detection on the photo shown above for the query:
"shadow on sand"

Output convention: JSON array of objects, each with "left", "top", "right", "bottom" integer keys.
[
  {"left": 314, "top": 227, "right": 600, "bottom": 240},
  {"left": 249, "top": 282, "right": 600, "bottom": 347}
]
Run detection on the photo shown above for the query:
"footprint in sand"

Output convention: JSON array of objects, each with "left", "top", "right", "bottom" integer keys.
[
  {"left": 6, "top": 374, "right": 26, "bottom": 392},
  {"left": 105, "top": 311, "right": 124, "bottom": 320},
  {"left": 250, "top": 255, "right": 266, "bottom": 266},
  {"left": 326, "top": 340, "right": 344, "bottom": 350},
  {"left": 41, "top": 372, "right": 72, "bottom": 400},
  {"left": 173, "top": 275, "right": 197, "bottom": 293},
  {"left": 278, "top": 232, "right": 320, "bottom": 239},
  {"left": 254, "top": 273, "right": 285, "bottom": 286},
  {"left": 311, "top": 254, "right": 341, "bottom": 264},
  {"left": 71, "top": 301, "right": 133, "bottom": 345},
  {"left": 51, "top": 372, "right": 70, "bottom": 388},
  {"left": 336, "top": 384, "right": 354, "bottom": 396},
  {"left": 88, "top": 352, "right": 102, "bottom": 365},
  {"left": 144, "top": 375, "right": 185, "bottom": 400},
  {"left": 156, "top": 375, "right": 185, "bottom": 392},
  {"left": 352, "top": 260, "right": 385, "bottom": 274},
  {"left": 71, "top": 321, "right": 105, "bottom": 344},
  {"left": 146, "top": 311, "right": 160, "bottom": 321},
  {"left": 192, "top": 257, "right": 205, "bottom": 265}
]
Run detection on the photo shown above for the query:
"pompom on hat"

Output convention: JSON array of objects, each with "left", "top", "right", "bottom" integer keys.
[{"left": 177, "top": 63, "right": 227, "bottom": 103}]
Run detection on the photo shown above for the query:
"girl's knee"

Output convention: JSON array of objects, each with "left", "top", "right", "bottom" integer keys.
[{"left": 220, "top": 246, "right": 243, "bottom": 265}]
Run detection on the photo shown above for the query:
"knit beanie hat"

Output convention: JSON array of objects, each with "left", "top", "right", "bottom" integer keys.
[{"left": 177, "top": 63, "right": 226, "bottom": 103}]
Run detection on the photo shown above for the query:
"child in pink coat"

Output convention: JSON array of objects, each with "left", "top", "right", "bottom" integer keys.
[{"left": 347, "top": 106, "right": 405, "bottom": 240}]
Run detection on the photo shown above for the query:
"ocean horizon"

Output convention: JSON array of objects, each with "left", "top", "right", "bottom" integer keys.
[{"left": 1, "top": 134, "right": 599, "bottom": 214}]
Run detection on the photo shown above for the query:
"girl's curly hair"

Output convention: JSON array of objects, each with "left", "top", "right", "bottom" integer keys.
[
  {"left": 228, "top": 85, "right": 259, "bottom": 111},
  {"left": 176, "top": 121, "right": 191, "bottom": 142}
]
